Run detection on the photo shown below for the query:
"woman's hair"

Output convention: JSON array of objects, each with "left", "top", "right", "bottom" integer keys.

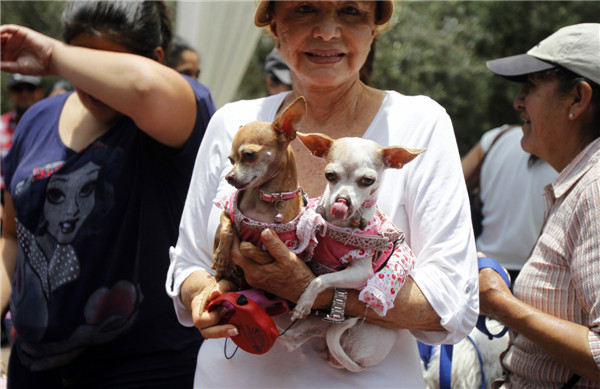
[
  {"left": 551, "top": 66, "right": 600, "bottom": 139},
  {"left": 165, "top": 35, "right": 197, "bottom": 68},
  {"left": 61, "top": 0, "right": 173, "bottom": 59}
]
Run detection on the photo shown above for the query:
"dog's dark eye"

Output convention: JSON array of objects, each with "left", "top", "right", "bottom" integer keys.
[
  {"left": 325, "top": 172, "right": 337, "bottom": 182},
  {"left": 228, "top": 157, "right": 234, "bottom": 165},
  {"left": 360, "top": 176, "right": 375, "bottom": 187},
  {"left": 242, "top": 151, "right": 256, "bottom": 162}
]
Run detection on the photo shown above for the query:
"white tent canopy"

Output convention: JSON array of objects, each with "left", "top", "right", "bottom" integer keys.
[{"left": 176, "top": 1, "right": 263, "bottom": 108}]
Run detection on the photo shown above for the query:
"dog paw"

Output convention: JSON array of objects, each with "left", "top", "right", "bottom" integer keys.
[{"left": 291, "top": 304, "right": 311, "bottom": 321}]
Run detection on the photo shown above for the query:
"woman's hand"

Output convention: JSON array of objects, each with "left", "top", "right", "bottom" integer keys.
[
  {"left": 233, "top": 228, "right": 316, "bottom": 304},
  {"left": 1, "top": 24, "right": 59, "bottom": 76},
  {"left": 479, "top": 265, "right": 512, "bottom": 319},
  {"left": 181, "top": 271, "right": 239, "bottom": 339}
]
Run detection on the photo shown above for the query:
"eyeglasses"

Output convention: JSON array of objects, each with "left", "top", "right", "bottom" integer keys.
[{"left": 9, "top": 84, "right": 39, "bottom": 93}]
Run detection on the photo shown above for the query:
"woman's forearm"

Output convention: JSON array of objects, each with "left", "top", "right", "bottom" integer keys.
[
  {"left": 491, "top": 290, "right": 599, "bottom": 381},
  {"left": 313, "top": 276, "right": 444, "bottom": 331},
  {"left": 50, "top": 42, "right": 196, "bottom": 147}
]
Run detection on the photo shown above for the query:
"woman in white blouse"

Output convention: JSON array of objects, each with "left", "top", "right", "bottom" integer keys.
[{"left": 167, "top": 1, "right": 478, "bottom": 387}]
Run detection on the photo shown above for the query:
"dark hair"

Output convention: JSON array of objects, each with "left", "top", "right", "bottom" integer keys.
[
  {"left": 61, "top": 0, "right": 172, "bottom": 60},
  {"left": 165, "top": 35, "right": 197, "bottom": 68},
  {"left": 550, "top": 66, "right": 600, "bottom": 139}
]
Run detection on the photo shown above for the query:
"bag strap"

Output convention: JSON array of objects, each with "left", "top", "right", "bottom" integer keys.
[
  {"left": 465, "top": 125, "right": 515, "bottom": 193},
  {"left": 437, "top": 336, "right": 486, "bottom": 389},
  {"left": 439, "top": 344, "right": 454, "bottom": 389}
]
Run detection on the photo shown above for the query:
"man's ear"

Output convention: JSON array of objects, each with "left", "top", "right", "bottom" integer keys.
[{"left": 569, "top": 80, "right": 593, "bottom": 120}]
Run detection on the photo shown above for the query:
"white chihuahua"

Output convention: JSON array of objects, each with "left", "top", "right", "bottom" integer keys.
[{"left": 277, "top": 133, "right": 425, "bottom": 372}]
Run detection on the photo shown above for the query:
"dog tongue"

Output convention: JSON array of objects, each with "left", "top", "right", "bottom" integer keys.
[{"left": 331, "top": 199, "right": 349, "bottom": 219}]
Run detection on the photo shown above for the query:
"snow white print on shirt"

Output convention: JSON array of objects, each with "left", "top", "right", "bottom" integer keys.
[{"left": 9, "top": 145, "right": 142, "bottom": 370}]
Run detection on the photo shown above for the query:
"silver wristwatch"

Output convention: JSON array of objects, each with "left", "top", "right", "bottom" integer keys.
[{"left": 324, "top": 288, "right": 348, "bottom": 323}]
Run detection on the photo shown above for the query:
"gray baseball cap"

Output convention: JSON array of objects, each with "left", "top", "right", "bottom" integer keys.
[
  {"left": 9, "top": 73, "right": 43, "bottom": 88},
  {"left": 487, "top": 23, "right": 600, "bottom": 85},
  {"left": 265, "top": 48, "right": 292, "bottom": 86}
]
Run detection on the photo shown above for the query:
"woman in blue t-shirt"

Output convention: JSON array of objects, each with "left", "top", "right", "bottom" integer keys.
[{"left": 0, "top": 1, "right": 215, "bottom": 387}]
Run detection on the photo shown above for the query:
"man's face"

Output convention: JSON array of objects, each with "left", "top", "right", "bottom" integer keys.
[{"left": 9, "top": 83, "right": 45, "bottom": 115}]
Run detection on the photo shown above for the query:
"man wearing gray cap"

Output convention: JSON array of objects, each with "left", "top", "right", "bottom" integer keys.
[
  {"left": 264, "top": 48, "right": 292, "bottom": 95},
  {"left": 480, "top": 23, "right": 600, "bottom": 388}
]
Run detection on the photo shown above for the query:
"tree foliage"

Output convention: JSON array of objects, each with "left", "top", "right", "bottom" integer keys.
[
  {"left": 237, "top": 1, "right": 600, "bottom": 154},
  {"left": 2, "top": 1, "right": 599, "bottom": 154},
  {"left": 1, "top": 1, "right": 66, "bottom": 113}
]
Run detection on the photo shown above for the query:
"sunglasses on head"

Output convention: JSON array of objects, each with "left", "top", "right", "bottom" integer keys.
[{"left": 10, "top": 83, "right": 39, "bottom": 93}]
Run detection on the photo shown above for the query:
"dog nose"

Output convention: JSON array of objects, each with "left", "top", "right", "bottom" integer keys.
[{"left": 225, "top": 173, "right": 236, "bottom": 186}]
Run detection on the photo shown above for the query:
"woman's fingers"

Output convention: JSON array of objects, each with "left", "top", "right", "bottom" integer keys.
[
  {"left": 239, "top": 241, "right": 274, "bottom": 264},
  {"left": 0, "top": 24, "right": 56, "bottom": 75},
  {"left": 190, "top": 278, "right": 239, "bottom": 339},
  {"left": 232, "top": 229, "right": 315, "bottom": 303},
  {"left": 259, "top": 228, "right": 298, "bottom": 261},
  {"left": 196, "top": 306, "right": 238, "bottom": 339}
]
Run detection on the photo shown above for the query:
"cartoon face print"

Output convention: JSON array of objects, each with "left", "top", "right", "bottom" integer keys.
[{"left": 43, "top": 161, "right": 100, "bottom": 245}]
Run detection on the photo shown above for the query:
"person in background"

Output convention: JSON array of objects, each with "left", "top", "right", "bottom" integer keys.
[
  {"left": 165, "top": 35, "right": 201, "bottom": 80},
  {"left": 46, "top": 78, "right": 73, "bottom": 97},
  {"left": 0, "top": 73, "right": 44, "bottom": 348},
  {"left": 462, "top": 124, "right": 558, "bottom": 282},
  {"left": 1, "top": 74, "right": 45, "bottom": 207},
  {"left": 481, "top": 23, "right": 600, "bottom": 387},
  {"left": 167, "top": 1, "right": 478, "bottom": 387},
  {"left": 264, "top": 47, "right": 292, "bottom": 95},
  {"left": 0, "top": 0, "right": 215, "bottom": 387}
]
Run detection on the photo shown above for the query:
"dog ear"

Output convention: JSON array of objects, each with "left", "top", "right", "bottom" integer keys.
[
  {"left": 272, "top": 96, "right": 307, "bottom": 143},
  {"left": 296, "top": 132, "right": 335, "bottom": 158},
  {"left": 381, "top": 147, "right": 426, "bottom": 169}
]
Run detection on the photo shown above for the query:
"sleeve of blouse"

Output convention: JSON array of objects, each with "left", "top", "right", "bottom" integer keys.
[
  {"left": 165, "top": 108, "right": 230, "bottom": 327},
  {"left": 405, "top": 107, "right": 479, "bottom": 345},
  {"left": 573, "top": 180, "right": 600, "bottom": 369}
]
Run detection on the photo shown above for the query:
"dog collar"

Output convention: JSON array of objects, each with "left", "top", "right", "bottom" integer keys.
[
  {"left": 361, "top": 200, "right": 377, "bottom": 208},
  {"left": 258, "top": 186, "right": 304, "bottom": 203},
  {"left": 258, "top": 186, "right": 305, "bottom": 223}
]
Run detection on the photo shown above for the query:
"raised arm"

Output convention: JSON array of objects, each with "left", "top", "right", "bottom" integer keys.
[{"left": 1, "top": 24, "right": 196, "bottom": 147}]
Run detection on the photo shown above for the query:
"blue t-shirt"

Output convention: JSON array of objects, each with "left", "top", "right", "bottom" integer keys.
[{"left": 2, "top": 77, "right": 215, "bottom": 371}]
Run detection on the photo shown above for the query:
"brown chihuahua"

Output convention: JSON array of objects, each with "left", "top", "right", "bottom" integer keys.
[{"left": 210, "top": 96, "right": 307, "bottom": 297}]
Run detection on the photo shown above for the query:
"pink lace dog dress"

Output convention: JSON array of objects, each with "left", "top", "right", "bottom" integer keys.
[
  {"left": 215, "top": 191, "right": 303, "bottom": 252},
  {"left": 296, "top": 198, "right": 415, "bottom": 316}
]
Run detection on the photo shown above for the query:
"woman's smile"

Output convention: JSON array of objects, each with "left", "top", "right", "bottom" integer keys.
[{"left": 305, "top": 49, "right": 345, "bottom": 64}]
